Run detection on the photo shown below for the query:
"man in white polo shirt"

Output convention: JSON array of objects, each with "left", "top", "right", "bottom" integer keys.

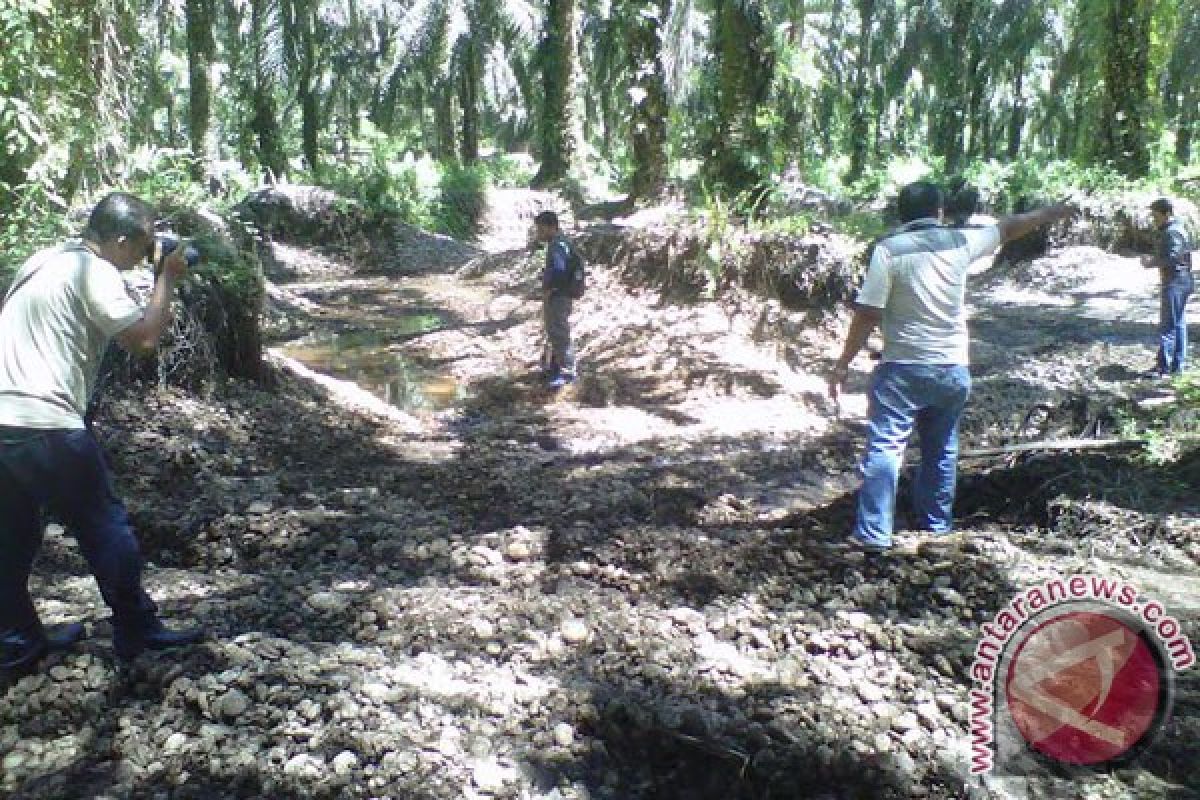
[
  {"left": 0, "top": 192, "right": 204, "bottom": 672},
  {"left": 827, "top": 182, "right": 1074, "bottom": 553}
]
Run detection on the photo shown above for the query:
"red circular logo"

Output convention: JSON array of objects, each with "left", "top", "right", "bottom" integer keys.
[{"left": 1004, "top": 610, "right": 1165, "bottom": 766}]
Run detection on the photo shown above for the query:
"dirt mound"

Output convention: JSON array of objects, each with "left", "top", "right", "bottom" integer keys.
[
  {"left": 235, "top": 186, "right": 363, "bottom": 242},
  {"left": 575, "top": 224, "right": 862, "bottom": 313}
]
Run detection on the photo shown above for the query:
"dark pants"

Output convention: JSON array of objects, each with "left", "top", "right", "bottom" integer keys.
[
  {"left": 1157, "top": 271, "right": 1194, "bottom": 375},
  {"left": 543, "top": 293, "right": 575, "bottom": 375},
  {"left": 0, "top": 427, "right": 157, "bottom": 641}
]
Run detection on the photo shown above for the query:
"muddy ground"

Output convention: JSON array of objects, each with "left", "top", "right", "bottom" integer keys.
[{"left": 2, "top": 193, "right": 1198, "bottom": 800}]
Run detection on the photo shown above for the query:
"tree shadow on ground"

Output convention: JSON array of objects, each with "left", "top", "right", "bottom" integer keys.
[{"left": 10, "top": 343, "right": 1198, "bottom": 798}]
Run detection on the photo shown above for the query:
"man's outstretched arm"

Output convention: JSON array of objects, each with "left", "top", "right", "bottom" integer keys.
[{"left": 996, "top": 203, "right": 1076, "bottom": 244}]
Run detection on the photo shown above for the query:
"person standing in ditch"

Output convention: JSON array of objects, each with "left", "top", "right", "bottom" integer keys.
[
  {"left": 0, "top": 192, "right": 205, "bottom": 674},
  {"left": 534, "top": 211, "right": 583, "bottom": 389},
  {"left": 826, "top": 182, "right": 1075, "bottom": 554},
  {"left": 1141, "top": 197, "right": 1194, "bottom": 378}
]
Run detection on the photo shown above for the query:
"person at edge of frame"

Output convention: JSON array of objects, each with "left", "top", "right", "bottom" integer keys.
[
  {"left": 0, "top": 192, "right": 206, "bottom": 675},
  {"left": 1141, "top": 196, "right": 1194, "bottom": 379}
]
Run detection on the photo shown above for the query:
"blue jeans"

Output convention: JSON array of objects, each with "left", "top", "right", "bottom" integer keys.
[
  {"left": 0, "top": 427, "right": 157, "bottom": 641},
  {"left": 853, "top": 363, "right": 972, "bottom": 548},
  {"left": 1157, "top": 272, "right": 1193, "bottom": 375}
]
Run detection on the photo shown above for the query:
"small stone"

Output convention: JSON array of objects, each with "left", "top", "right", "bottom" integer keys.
[
  {"left": 824, "top": 662, "right": 852, "bottom": 687},
  {"left": 933, "top": 587, "right": 966, "bottom": 607},
  {"left": 306, "top": 591, "right": 350, "bottom": 614},
  {"left": 472, "top": 758, "right": 513, "bottom": 792},
  {"left": 504, "top": 540, "right": 533, "bottom": 561},
  {"left": 164, "top": 733, "right": 188, "bottom": 752},
  {"left": 561, "top": 618, "right": 590, "bottom": 644},
  {"left": 858, "top": 683, "right": 885, "bottom": 703},
  {"left": 553, "top": 723, "right": 575, "bottom": 747},
  {"left": 283, "top": 753, "right": 324, "bottom": 778},
  {"left": 214, "top": 689, "right": 250, "bottom": 720},
  {"left": 916, "top": 702, "right": 942, "bottom": 729},
  {"left": 893, "top": 750, "right": 918, "bottom": 777},
  {"left": 331, "top": 750, "right": 358, "bottom": 775},
  {"left": 247, "top": 501, "right": 273, "bottom": 515},
  {"left": 472, "top": 546, "right": 505, "bottom": 567},
  {"left": 472, "top": 618, "right": 496, "bottom": 639},
  {"left": 892, "top": 712, "right": 919, "bottom": 732}
]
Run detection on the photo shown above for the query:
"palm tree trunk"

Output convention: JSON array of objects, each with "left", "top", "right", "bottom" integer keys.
[
  {"left": 845, "top": 0, "right": 876, "bottom": 184},
  {"left": 458, "top": 37, "right": 481, "bottom": 164},
  {"left": 1100, "top": 0, "right": 1153, "bottom": 176},
  {"left": 186, "top": 0, "right": 215, "bottom": 163},
  {"left": 435, "top": 80, "right": 457, "bottom": 162},
  {"left": 531, "top": 0, "right": 577, "bottom": 187},
  {"left": 708, "top": 0, "right": 773, "bottom": 195},
  {"left": 1007, "top": 58, "right": 1026, "bottom": 160},
  {"left": 629, "top": 0, "right": 670, "bottom": 200},
  {"left": 250, "top": 0, "right": 286, "bottom": 180}
]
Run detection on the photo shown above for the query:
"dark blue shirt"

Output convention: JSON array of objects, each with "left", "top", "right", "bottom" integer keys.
[
  {"left": 1157, "top": 219, "right": 1192, "bottom": 273},
  {"left": 542, "top": 235, "right": 572, "bottom": 291}
]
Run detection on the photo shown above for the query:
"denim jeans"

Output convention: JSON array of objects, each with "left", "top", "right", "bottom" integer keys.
[
  {"left": 853, "top": 363, "right": 972, "bottom": 548},
  {"left": 1157, "top": 272, "right": 1194, "bottom": 375},
  {"left": 0, "top": 427, "right": 157, "bottom": 641}
]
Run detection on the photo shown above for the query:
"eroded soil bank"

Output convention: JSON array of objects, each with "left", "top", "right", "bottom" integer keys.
[{"left": 2, "top": 193, "right": 1197, "bottom": 800}]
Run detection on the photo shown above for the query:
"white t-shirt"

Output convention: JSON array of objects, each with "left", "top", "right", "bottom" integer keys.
[
  {"left": 856, "top": 220, "right": 1001, "bottom": 365},
  {"left": 0, "top": 242, "right": 143, "bottom": 429}
]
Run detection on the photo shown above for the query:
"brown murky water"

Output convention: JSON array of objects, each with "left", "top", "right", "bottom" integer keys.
[{"left": 280, "top": 317, "right": 466, "bottom": 411}]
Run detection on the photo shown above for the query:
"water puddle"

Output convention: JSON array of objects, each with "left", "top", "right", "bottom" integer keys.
[{"left": 280, "top": 320, "right": 466, "bottom": 412}]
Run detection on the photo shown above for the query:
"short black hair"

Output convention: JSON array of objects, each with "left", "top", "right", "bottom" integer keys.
[
  {"left": 533, "top": 210, "right": 559, "bottom": 228},
  {"left": 947, "top": 184, "right": 981, "bottom": 219},
  {"left": 83, "top": 192, "right": 156, "bottom": 244},
  {"left": 896, "top": 181, "right": 944, "bottom": 223},
  {"left": 1150, "top": 197, "right": 1173, "bottom": 215}
]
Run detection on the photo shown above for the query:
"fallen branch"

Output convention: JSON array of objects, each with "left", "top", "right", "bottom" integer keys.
[{"left": 959, "top": 437, "right": 1142, "bottom": 460}]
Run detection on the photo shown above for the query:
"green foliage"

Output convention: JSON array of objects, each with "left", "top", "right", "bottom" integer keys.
[
  {"left": 311, "top": 133, "right": 493, "bottom": 242},
  {"left": 830, "top": 211, "right": 887, "bottom": 243},
  {"left": 126, "top": 150, "right": 212, "bottom": 212},
  {"left": 1173, "top": 371, "right": 1200, "bottom": 409},
  {"left": 479, "top": 152, "right": 535, "bottom": 188},
  {"left": 1110, "top": 370, "right": 1200, "bottom": 466},
  {"left": 691, "top": 182, "right": 764, "bottom": 295},
  {"left": 844, "top": 153, "right": 944, "bottom": 205},
  {"left": 433, "top": 163, "right": 490, "bottom": 240},
  {"left": 0, "top": 182, "right": 70, "bottom": 293},
  {"left": 188, "top": 229, "right": 262, "bottom": 302},
  {"left": 960, "top": 158, "right": 1156, "bottom": 211},
  {"left": 318, "top": 140, "right": 440, "bottom": 229},
  {"left": 752, "top": 213, "right": 814, "bottom": 238}
]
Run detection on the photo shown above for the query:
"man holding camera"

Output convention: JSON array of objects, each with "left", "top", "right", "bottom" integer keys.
[
  {"left": 1141, "top": 197, "right": 1194, "bottom": 378},
  {"left": 0, "top": 192, "right": 204, "bottom": 673}
]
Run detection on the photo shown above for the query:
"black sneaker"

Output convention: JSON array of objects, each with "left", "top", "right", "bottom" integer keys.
[
  {"left": 1, "top": 623, "right": 84, "bottom": 675},
  {"left": 114, "top": 620, "right": 206, "bottom": 661}
]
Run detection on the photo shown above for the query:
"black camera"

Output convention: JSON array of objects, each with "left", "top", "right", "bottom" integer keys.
[{"left": 154, "top": 234, "right": 201, "bottom": 269}]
